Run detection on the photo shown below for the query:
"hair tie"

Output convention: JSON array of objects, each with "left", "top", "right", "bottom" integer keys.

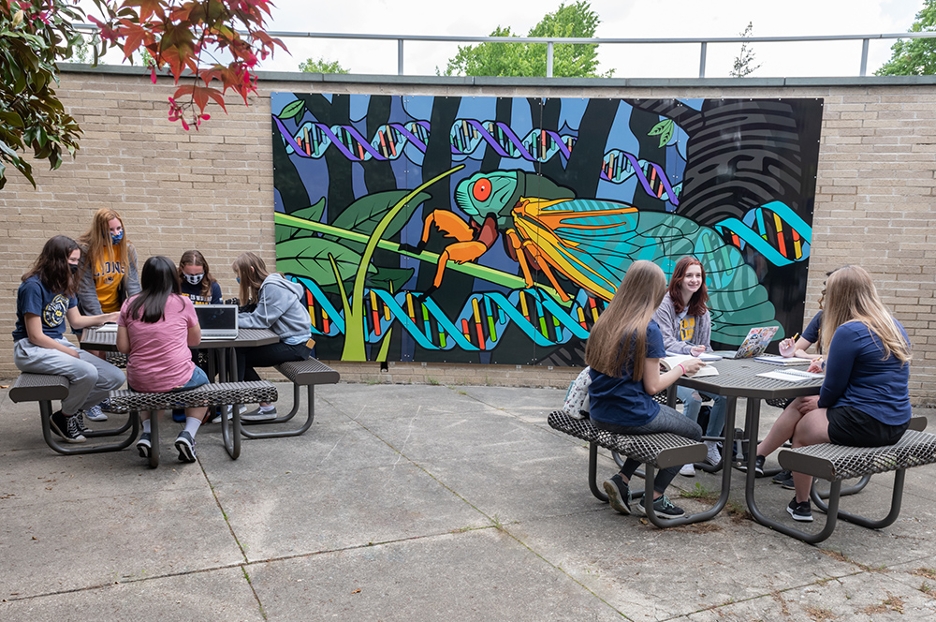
[{"left": 677, "top": 363, "right": 686, "bottom": 375}]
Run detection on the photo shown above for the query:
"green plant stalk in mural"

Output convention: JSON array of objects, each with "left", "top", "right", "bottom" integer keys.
[{"left": 345, "top": 165, "right": 463, "bottom": 360}]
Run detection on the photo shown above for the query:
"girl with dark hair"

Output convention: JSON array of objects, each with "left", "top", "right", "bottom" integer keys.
[
  {"left": 76, "top": 208, "right": 140, "bottom": 422},
  {"left": 178, "top": 250, "right": 222, "bottom": 305},
  {"left": 116, "top": 256, "right": 210, "bottom": 463},
  {"left": 652, "top": 256, "right": 728, "bottom": 475},
  {"left": 230, "top": 252, "right": 312, "bottom": 421},
  {"left": 586, "top": 260, "right": 704, "bottom": 520},
  {"left": 13, "top": 236, "right": 126, "bottom": 442}
]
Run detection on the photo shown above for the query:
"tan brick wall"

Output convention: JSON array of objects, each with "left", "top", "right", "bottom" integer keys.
[{"left": 2, "top": 69, "right": 934, "bottom": 404}]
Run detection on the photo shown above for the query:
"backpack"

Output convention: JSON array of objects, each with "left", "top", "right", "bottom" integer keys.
[{"left": 563, "top": 367, "right": 592, "bottom": 419}]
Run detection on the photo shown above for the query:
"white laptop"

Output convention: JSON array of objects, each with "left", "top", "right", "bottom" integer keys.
[
  {"left": 195, "top": 304, "right": 239, "bottom": 341},
  {"left": 714, "top": 326, "right": 780, "bottom": 360}
]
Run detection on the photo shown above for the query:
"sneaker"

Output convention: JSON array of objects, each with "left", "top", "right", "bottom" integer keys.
[
  {"left": 172, "top": 409, "right": 186, "bottom": 423},
  {"left": 637, "top": 495, "right": 686, "bottom": 519},
  {"left": 679, "top": 463, "right": 696, "bottom": 477},
  {"left": 210, "top": 405, "right": 244, "bottom": 424},
  {"left": 739, "top": 455, "right": 766, "bottom": 476},
  {"left": 74, "top": 411, "right": 93, "bottom": 435},
  {"left": 772, "top": 470, "right": 795, "bottom": 490},
  {"left": 174, "top": 431, "right": 197, "bottom": 463},
  {"left": 50, "top": 411, "right": 86, "bottom": 443},
  {"left": 84, "top": 403, "right": 108, "bottom": 422},
  {"left": 787, "top": 497, "right": 814, "bottom": 522},
  {"left": 99, "top": 398, "right": 120, "bottom": 413},
  {"left": 704, "top": 440, "right": 722, "bottom": 466},
  {"left": 241, "top": 406, "right": 277, "bottom": 422},
  {"left": 137, "top": 432, "right": 151, "bottom": 458},
  {"left": 602, "top": 474, "right": 631, "bottom": 515}
]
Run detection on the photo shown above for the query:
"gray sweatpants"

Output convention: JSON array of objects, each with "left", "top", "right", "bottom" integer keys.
[{"left": 13, "top": 338, "right": 126, "bottom": 415}]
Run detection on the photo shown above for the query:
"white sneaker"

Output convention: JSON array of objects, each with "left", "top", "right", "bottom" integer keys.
[
  {"left": 242, "top": 406, "right": 277, "bottom": 422},
  {"left": 704, "top": 440, "right": 722, "bottom": 466},
  {"left": 84, "top": 404, "right": 108, "bottom": 422},
  {"left": 679, "top": 463, "right": 696, "bottom": 477},
  {"left": 210, "top": 405, "right": 245, "bottom": 424}
]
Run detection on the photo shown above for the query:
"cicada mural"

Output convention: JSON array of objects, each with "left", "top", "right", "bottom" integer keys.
[{"left": 271, "top": 95, "right": 823, "bottom": 365}]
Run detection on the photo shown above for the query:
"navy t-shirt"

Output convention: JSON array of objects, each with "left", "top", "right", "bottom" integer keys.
[
  {"left": 818, "top": 319, "right": 911, "bottom": 426},
  {"left": 588, "top": 320, "right": 668, "bottom": 428},
  {"left": 13, "top": 275, "right": 76, "bottom": 341},
  {"left": 180, "top": 280, "right": 222, "bottom": 305},
  {"left": 802, "top": 311, "right": 823, "bottom": 345}
]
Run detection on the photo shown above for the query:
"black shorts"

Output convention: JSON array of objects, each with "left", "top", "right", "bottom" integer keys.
[{"left": 826, "top": 406, "right": 908, "bottom": 447}]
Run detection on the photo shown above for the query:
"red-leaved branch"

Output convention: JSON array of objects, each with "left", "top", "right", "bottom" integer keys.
[{"left": 87, "top": 0, "right": 286, "bottom": 129}]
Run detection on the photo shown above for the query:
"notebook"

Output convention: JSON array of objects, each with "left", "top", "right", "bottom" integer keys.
[
  {"left": 194, "top": 304, "right": 239, "bottom": 341},
  {"left": 724, "top": 326, "right": 780, "bottom": 359}
]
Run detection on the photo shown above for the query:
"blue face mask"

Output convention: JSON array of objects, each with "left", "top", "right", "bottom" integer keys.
[
  {"left": 236, "top": 277, "right": 241, "bottom": 284},
  {"left": 111, "top": 231, "right": 124, "bottom": 244}
]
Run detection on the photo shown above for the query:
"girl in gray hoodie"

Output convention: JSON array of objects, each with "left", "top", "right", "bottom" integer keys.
[{"left": 233, "top": 252, "right": 313, "bottom": 421}]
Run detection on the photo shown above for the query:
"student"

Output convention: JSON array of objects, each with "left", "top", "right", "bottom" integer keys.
[
  {"left": 117, "top": 256, "right": 211, "bottom": 463},
  {"left": 749, "top": 265, "right": 912, "bottom": 522},
  {"left": 76, "top": 208, "right": 140, "bottom": 422},
  {"left": 232, "top": 252, "right": 313, "bottom": 421},
  {"left": 587, "top": 260, "right": 705, "bottom": 520},
  {"left": 13, "top": 236, "right": 126, "bottom": 442},
  {"left": 652, "top": 256, "right": 728, "bottom": 475},
  {"left": 178, "top": 250, "right": 223, "bottom": 305}
]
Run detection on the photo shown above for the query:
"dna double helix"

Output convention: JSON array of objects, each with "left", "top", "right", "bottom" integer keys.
[
  {"left": 292, "top": 276, "right": 606, "bottom": 352},
  {"left": 713, "top": 201, "right": 812, "bottom": 266},
  {"left": 278, "top": 117, "right": 682, "bottom": 205}
]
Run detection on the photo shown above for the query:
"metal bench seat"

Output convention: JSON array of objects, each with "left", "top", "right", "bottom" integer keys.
[
  {"left": 109, "top": 380, "right": 277, "bottom": 467},
  {"left": 238, "top": 358, "right": 340, "bottom": 440},
  {"left": 9, "top": 373, "right": 138, "bottom": 455},
  {"left": 548, "top": 410, "right": 724, "bottom": 528},
  {"left": 774, "top": 417, "right": 935, "bottom": 543}
]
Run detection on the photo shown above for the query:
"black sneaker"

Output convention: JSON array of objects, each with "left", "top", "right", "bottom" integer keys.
[
  {"left": 739, "top": 455, "right": 766, "bottom": 476},
  {"left": 637, "top": 495, "right": 685, "bottom": 519},
  {"left": 772, "top": 470, "right": 795, "bottom": 490},
  {"left": 137, "top": 432, "right": 152, "bottom": 458},
  {"left": 603, "top": 473, "right": 631, "bottom": 515},
  {"left": 74, "top": 411, "right": 93, "bottom": 435},
  {"left": 787, "top": 497, "right": 814, "bottom": 522},
  {"left": 174, "top": 431, "right": 197, "bottom": 463},
  {"left": 50, "top": 411, "right": 86, "bottom": 443}
]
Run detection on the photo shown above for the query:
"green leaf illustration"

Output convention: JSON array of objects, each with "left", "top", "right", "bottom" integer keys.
[
  {"left": 276, "top": 238, "right": 375, "bottom": 286},
  {"left": 648, "top": 119, "right": 675, "bottom": 148},
  {"left": 278, "top": 99, "right": 306, "bottom": 120},
  {"left": 366, "top": 266, "right": 415, "bottom": 293},
  {"left": 331, "top": 190, "right": 430, "bottom": 253},
  {"left": 276, "top": 199, "right": 327, "bottom": 242}
]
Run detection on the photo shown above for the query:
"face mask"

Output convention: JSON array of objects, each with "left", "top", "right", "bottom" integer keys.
[
  {"left": 69, "top": 264, "right": 79, "bottom": 275},
  {"left": 236, "top": 277, "right": 241, "bottom": 284},
  {"left": 183, "top": 273, "right": 204, "bottom": 285},
  {"left": 111, "top": 231, "right": 124, "bottom": 244}
]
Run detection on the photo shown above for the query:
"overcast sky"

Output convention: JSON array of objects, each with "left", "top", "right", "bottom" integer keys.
[{"left": 255, "top": 0, "right": 925, "bottom": 78}]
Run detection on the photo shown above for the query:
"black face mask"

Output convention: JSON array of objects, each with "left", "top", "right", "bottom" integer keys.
[{"left": 69, "top": 264, "right": 79, "bottom": 274}]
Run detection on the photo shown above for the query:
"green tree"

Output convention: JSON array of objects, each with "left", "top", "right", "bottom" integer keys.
[
  {"left": 442, "top": 1, "right": 613, "bottom": 78},
  {"left": 729, "top": 22, "right": 761, "bottom": 78},
  {"left": 299, "top": 56, "right": 349, "bottom": 74},
  {"left": 1, "top": 0, "right": 285, "bottom": 189},
  {"left": 876, "top": 0, "right": 936, "bottom": 75}
]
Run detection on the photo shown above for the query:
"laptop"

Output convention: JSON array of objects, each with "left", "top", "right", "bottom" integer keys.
[
  {"left": 715, "top": 326, "right": 780, "bottom": 360},
  {"left": 194, "top": 304, "right": 239, "bottom": 341}
]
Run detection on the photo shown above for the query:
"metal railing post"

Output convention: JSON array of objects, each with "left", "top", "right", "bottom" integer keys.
[
  {"left": 699, "top": 41, "right": 707, "bottom": 78},
  {"left": 398, "top": 39, "right": 404, "bottom": 75},
  {"left": 546, "top": 41, "right": 554, "bottom": 78},
  {"left": 859, "top": 38, "right": 869, "bottom": 76}
]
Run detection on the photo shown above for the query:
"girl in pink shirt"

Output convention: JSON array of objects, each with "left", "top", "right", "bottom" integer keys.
[{"left": 117, "top": 256, "right": 209, "bottom": 463}]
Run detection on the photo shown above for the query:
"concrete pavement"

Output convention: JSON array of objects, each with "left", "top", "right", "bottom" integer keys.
[{"left": 1, "top": 381, "right": 935, "bottom": 621}]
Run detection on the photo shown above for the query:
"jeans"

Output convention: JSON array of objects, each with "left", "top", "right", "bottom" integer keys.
[
  {"left": 676, "top": 385, "right": 727, "bottom": 439},
  {"left": 14, "top": 338, "right": 125, "bottom": 416},
  {"left": 595, "top": 404, "right": 703, "bottom": 494},
  {"left": 236, "top": 340, "right": 310, "bottom": 382}
]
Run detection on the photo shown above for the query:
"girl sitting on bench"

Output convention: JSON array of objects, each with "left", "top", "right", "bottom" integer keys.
[
  {"left": 586, "top": 260, "right": 705, "bottom": 520},
  {"left": 117, "top": 256, "right": 210, "bottom": 463}
]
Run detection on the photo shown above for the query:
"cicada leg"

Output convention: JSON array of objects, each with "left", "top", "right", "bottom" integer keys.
[{"left": 512, "top": 232, "right": 572, "bottom": 302}]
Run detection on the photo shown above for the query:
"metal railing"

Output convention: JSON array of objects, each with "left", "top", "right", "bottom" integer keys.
[{"left": 74, "top": 24, "right": 936, "bottom": 78}]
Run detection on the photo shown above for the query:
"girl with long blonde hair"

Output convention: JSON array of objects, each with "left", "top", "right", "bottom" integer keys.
[
  {"left": 585, "top": 260, "right": 704, "bottom": 520},
  {"left": 752, "top": 265, "right": 912, "bottom": 522}
]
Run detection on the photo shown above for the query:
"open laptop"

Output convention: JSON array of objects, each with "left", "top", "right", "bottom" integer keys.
[
  {"left": 715, "top": 326, "right": 780, "bottom": 360},
  {"left": 194, "top": 304, "right": 239, "bottom": 341}
]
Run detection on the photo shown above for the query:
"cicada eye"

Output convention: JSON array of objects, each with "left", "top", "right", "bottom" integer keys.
[{"left": 472, "top": 178, "right": 492, "bottom": 202}]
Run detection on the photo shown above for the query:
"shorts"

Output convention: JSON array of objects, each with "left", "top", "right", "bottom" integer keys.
[
  {"left": 173, "top": 366, "right": 210, "bottom": 391},
  {"left": 826, "top": 405, "right": 908, "bottom": 447}
]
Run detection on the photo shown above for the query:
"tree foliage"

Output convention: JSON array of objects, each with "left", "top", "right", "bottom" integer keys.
[
  {"left": 442, "top": 1, "right": 613, "bottom": 78},
  {"left": 1, "top": 0, "right": 285, "bottom": 189},
  {"left": 729, "top": 22, "right": 761, "bottom": 78},
  {"left": 299, "top": 56, "right": 349, "bottom": 74},
  {"left": 876, "top": 0, "right": 936, "bottom": 75}
]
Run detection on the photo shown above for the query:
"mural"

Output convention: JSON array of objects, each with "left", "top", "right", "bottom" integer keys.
[{"left": 271, "top": 95, "right": 823, "bottom": 365}]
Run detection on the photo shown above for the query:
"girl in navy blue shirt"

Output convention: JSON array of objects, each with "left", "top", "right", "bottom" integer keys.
[
  {"left": 752, "top": 265, "right": 912, "bottom": 522},
  {"left": 586, "top": 261, "right": 704, "bottom": 520}
]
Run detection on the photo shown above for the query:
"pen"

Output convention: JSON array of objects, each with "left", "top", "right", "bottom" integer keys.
[{"left": 790, "top": 332, "right": 800, "bottom": 342}]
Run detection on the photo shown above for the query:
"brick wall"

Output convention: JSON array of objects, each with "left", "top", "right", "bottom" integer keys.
[{"left": 2, "top": 68, "right": 934, "bottom": 404}]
